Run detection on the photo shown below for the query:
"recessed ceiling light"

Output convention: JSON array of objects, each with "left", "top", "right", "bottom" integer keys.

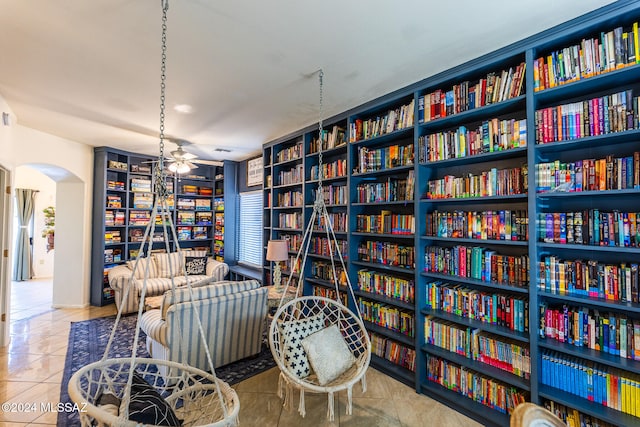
[{"left": 174, "top": 104, "right": 193, "bottom": 114}]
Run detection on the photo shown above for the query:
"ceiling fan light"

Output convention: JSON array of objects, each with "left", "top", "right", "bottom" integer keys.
[{"left": 169, "top": 161, "right": 191, "bottom": 174}]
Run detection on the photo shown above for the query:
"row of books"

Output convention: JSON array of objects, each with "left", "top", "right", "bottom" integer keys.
[
  {"left": 425, "top": 165, "right": 528, "bottom": 199},
  {"left": 177, "top": 198, "right": 211, "bottom": 210},
  {"left": 311, "top": 185, "right": 347, "bottom": 206},
  {"left": 309, "top": 236, "right": 348, "bottom": 258},
  {"left": 417, "top": 118, "right": 527, "bottom": 163},
  {"left": 349, "top": 99, "right": 415, "bottom": 142},
  {"left": 424, "top": 245, "right": 530, "bottom": 289},
  {"left": 313, "top": 212, "right": 348, "bottom": 233},
  {"left": 533, "top": 22, "right": 640, "bottom": 91},
  {"left": 418, "top": 62, "right": 526, "bottom": 123},
  {"left": 538, "top": 256, "right": 639, "bottom": 303},
  {"left": 309, "top": 125, "right": 347, "bottom": 153},
  {"left": 280, "top": 233, "right": 302, "bottom": 253},
  {"left": 425, "top": 209, "right": 529, "bottom": 242},
  {"left": 540, "top": 302, "right": 640, "bottom": 360},
  {"left": 105, "top": 210, "right": 125, "bottom": 227},
  {"left": 104, "top": 248, "right": 122, "bottom": 263},
  {"left": 180, "top": 184, "right": 212, "bottom": 196},
  {"left": 129, "top": 210, "right": 151, "bottom": 226},
  {"left": 276, "top": 191, "right": 303, "bottom": 208},
  {"left": 309, "top": 159, "right": 347, "bottom": 181},
  {"left": 355, "top": 171, "right": 415, "bottom": 203},
  {"left": 278, "top": 212, "right": 303, "bottom": 229},
  {"left": 312, "top": 286, "right": 348, "bottom": 306},
  {"left": 310, "top": 261, "right": 347, "bottom": 286},
  {"left": 130, "top": 163, "right": 152, "bottom": 174},
  {"left": 535, "top": 91, "right": 639, "bottom": 144},
  {"left": 107, "top": 180, "right": 125, "bottom": 191},
  {"left": 541, "top": 399, "right": 615, "bottom": 427},
  {"left": 541, "top": 351, "right": 640, "bottom": 417},
  {"left": 370, "top": 332, "right": 416, "bottom": 372},
  {"left": 537, "top": 210, "right": 640, "bottom": 247},
  {"left": 356, "top": 212, "right": 415, "bottom": 235},
  {"left": 425, "top": 354, "right": 527, "bottom": 415},
  {"left": 357, "top": 241, "right": 415, "bottom": 269},
  {"left": 355, "top": 144, "right": 414, "bottom": 174},
  {"left": 356, "top": 269, "right": 415, "bottom": 304},
  {"left": 176, "top": 226, "right": 209, "bottom": 241},
  {"left": 132, "top": 193, "right": 153, "bottom": 209},
  {"left": 358, "top": 298, "right": 414, "bottom": 337},
  {"left": 424, "top": 316, "right": 531, "bottom": 379},
  {"left": 275, "top": 142, "right": 302, "bottom": 163},
  {"left": 536, "top": 152, "right": 640, "bottom": 193},
  {"left": 106, "top": 195, "right": 122, "bottom": 208},
  {"left": 131, "top": 178, "right": 151, "bottom": 193},
  {"left": 214, "top": 197, "right": 224, "bottom": 211},
  {"left": 277, "top": 164, "right": 304, "bottom": 186},
  {"left": 425, "top": 281, "right": 530, "bottom": 334},
  {"left": 104, "top": 230, "right": 121, "bottom": 244},
  {"left": 177, "top": 211, "right": 212, "bottom": 225}
]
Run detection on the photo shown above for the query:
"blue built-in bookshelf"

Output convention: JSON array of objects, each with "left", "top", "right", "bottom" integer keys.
[{"left": 262, "top": 2, "right": 640, "bottom": 425}]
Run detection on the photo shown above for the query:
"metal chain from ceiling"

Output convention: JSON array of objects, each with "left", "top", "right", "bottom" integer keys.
[
  {"left": 155, "top": 0, "right": 170, "bottom": 201},
  {"left": 316, "top": 69, "right": 324, "bottom": 203}
]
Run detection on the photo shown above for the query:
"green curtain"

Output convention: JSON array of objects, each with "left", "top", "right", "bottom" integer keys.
[{"left": 13, "top": 188, "right": 36, "bottom": 281}]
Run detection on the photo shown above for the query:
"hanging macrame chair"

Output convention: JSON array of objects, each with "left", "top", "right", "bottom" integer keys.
[
  {"left": 67, "top": 2, "right": 239, "bottom": 426},
  {"left": 268, "top": 70, "right": 371, "bottom": 421}
]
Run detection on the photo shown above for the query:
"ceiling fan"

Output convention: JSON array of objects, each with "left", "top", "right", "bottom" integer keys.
[{"left": 167, "top": 141, "right": 198, "bottom": 174}]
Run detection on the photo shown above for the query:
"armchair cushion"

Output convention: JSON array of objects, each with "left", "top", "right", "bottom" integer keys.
[
  {"left": 154, "top": 252, "right": 184, "bottom": 278},
  {"left": 127, "top": 257, "right": 158, "bottom": 280}
]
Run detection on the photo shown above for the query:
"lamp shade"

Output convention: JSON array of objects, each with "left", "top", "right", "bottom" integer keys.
[
  {"left": 266, "top": 240, "right": 289, "bottom": 262},
  {"left": 169, "top": 161, "right": 191, "bottom": 174}
]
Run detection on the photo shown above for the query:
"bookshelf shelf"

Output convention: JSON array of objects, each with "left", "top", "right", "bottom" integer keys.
[
  {"left": 538, "top": 291, "right": 640, "bottom": 314},
  {"left": 421, "top": 345, "right": 530, "bottom": 391},
  {"left": 305, "top": 176, "right": 347, "bottom": 185},
  {"left": 538, "top": 385, "right": 639, "bottom": 427},
  {"left": 363, "top": 320, "right": 414, "bottom": 347},
  {"left": 353, "top": 290, "right": 414, "bottom": 311},
  {"left": 420, "top": 271, "right": 529, "bottom": 294},
  {"left": 418, "top": 95, "right": 525, "bottom": 130},
  {"left": 351, "top": 260, "right": 415, "bottom": 275},
  {"left": 420, "top": 147, "right": 527, "bottom": 168},
  {"left": 261, "top": 3, "right": 640, "bottom": 424},
  {"left": 538, "top": 339, "right": 640, "bottom": 375},
  {"left": 272, "top": 182, "right": 303, "bottom": 190},
  {"left": 421, "top": 308, "right": 529, "bottom": 343},
  {"left": 421, "top": 236, "right": 528, "bottom": 247},
  {"left": 304, "top": 277, "right": 349, "bottom": 293}
]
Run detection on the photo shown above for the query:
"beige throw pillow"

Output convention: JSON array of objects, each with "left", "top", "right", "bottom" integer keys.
[{"left": 301, "top": 324, "right": 356, "bottom": 385}]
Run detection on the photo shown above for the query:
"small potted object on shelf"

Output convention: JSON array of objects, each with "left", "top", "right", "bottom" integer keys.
[{"left": 41, "top": 206, "right": 55, "bottom": 252}]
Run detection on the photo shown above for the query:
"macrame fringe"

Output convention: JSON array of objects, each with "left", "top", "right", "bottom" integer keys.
[
  {"left": 277, "top": 372, "right": 285, "bottom": 400},
  {"left": 298, "top": 388, "right": 306, "bottom": 418},
  {"left": 327, "top": 391, "right": 335, "bottom": 421},
  {"left": 361, "top": 373, "right": 367, "bottom": 393},
  {"left": 346, "top": 385, "right": 353, "bottom": 415}
]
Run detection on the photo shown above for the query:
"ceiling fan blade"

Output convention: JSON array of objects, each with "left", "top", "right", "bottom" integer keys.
[{"left": 185, "top": 160, "right": 197, "bottom": 169}]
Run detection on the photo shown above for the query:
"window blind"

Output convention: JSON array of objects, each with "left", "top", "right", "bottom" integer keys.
[{"left": 237, "top": 190, "right": 262, "bottom": 267}]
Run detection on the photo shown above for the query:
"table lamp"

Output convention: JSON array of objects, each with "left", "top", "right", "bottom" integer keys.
[{"left": 266, "top": 240, "right": 289, "bottom": 293}]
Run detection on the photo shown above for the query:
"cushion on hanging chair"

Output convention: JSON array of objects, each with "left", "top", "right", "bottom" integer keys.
[
  {"left": 122, "top": 372, "right": 182, "bottom": 426},
  {"left": 279, "top": 313, "right": 325, "bottom": 379},
  {"left": 302, "top": 324, "right": 356, "bottom": 385}
]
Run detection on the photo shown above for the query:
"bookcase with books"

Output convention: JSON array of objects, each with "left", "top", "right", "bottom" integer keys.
[
  {"left": 91, "top": 147, "right": 225, "bottom": 307},
  {"left": 304, "top": 121, "right": 351, "bottom": 305},
  {"left": 259, "top": 2, "right": 640, "bottom": 425}
]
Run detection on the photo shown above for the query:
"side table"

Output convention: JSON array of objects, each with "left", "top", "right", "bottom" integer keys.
[{"left": 266, "top": 286, "right": 296, "bottom": 313}]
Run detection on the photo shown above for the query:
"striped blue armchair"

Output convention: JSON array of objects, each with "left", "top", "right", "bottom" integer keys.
[{"left": 139, "top": 279, "right": 268, "bottom": 377}]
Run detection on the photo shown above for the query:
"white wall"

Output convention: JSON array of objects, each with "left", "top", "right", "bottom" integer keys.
[
  {"left": 0, "top": 93, "right": 94, "bottom": 310},
  {"left": 13, "top": 166, "right": 56, "bottom": 278}
]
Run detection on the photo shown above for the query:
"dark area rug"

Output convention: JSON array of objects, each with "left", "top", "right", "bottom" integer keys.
[{"left": 59, "top": 314, "right": 275, "bottom": 426}]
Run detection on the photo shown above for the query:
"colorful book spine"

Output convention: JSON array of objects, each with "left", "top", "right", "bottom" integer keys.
[
  {"left": 358, "top": 298, "right": 414, "bottom": 337},
  {"left": 426, "top": 165, "right": 527, "bottom": 199},
  {"left": 357, "top": 269, "right": 415, "bottom": 303},
  {"left": 426, "top": 209, "right": 528, "bottom": 241}
]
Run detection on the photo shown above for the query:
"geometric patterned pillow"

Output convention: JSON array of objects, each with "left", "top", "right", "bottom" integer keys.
[
  {"left": 280, "top": 314, "right": 325, "bottom": 379},
  {"left": 121, "top": 372, "right": 182, "bottom": 426}
]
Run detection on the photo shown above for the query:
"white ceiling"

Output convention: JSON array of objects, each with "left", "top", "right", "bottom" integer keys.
[{"left": 0, "top": 0, "right": 616, "bottom": 162}]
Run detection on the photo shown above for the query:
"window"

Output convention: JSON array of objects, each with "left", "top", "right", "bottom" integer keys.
[{"left": 236, "top": 190, "right": 262, "bottom": 267}]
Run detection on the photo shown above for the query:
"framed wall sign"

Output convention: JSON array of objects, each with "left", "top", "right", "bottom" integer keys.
[{"left": 246, "top": 156, "right": 263, "bottom": 187}]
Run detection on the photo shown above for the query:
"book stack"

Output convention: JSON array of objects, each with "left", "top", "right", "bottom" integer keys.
[
  {"left": 177, "top": 198, "right": 195, "bottom": 210},
  {"left": 130, "top": 178, "right": 151, "bottom": 193},
  {"left": 277, "top": 190, "right": 303, "bottom": 207},
  {"left": 105, "top": 210, "right": 125, "bottom": 227},
  {"left": 357, "top": 240, "right": 415, "bottom": 269},
  {"left": 278, "top": 212, "right": 303, "bottom": 229},
  {"left": 195, "top": 211, "right": 212, "bottom": 225},
  {"left": 177, "top": 226, "right": 192, "bottom": 241},
  {"left": 309, "top": 236, "right": 348, "bottom": 258},
  {"left": 132, "top": 193, "right": 153, "bottom": 209},
  {"left": 426, "top": 165, "right": 528, "bottom": 199},
  {"left": 370, "top": 332, "right": 416, "bottom": 372},
  {"left": 198, "top": 186, "right": 213, "bottom": 196},
  {"left": 196, "top": 199, "right": 211, "bottom": 211},
  {"left": 181, "top": 184, "right": 198, "bottom": 195},
  {"left": 192, "top": 226, "right": 208, "bottom": 239},
  {"left": 104, "top": 230, "right": 121, "bottom": 244},
  {"left": 107, "top": 180, "right": 125, "bottom": 190},
  {"left": 128, "top": 210, "right": 151, "bottom": 226},
  {"left": 349, "top": 99, "right": 415, "bottom": 142},
  {"left": 177, "top": 211, "right": 195, "bottom": 225},
  {"left": 356, "top": 171, "right": 414, "bottom": 203},
  {"left": 278, "top": 164, "right": 304, "bottom": 186},
  {"left": 106, "top": 195, "right": 122, "bottom": 208},
  {"left": 426, "top": 209, "right": 528, "bottom": 241},
  {"left": 356, "top": 143, "right": 414, "bottom": 174},
  {"left": 309, "top": 158, "right": 347, "bottom": 180},
  {"left": 107, "top": 160, "right": 127, "bottom": 170},
  {"left": 128, "top": 229, "right": 144, "bottom": 243},
  {"left": 356, "top": 211, "right": 415, "bottom": 235}
]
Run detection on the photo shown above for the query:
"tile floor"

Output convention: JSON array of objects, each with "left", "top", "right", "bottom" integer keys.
[{"left": 1, "top": 280, "right": 483, "bottom": 426}]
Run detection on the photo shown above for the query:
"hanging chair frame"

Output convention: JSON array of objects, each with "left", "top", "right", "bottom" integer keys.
[
  {"left": 68, "top": 2, "right": 239, "bottom": 425},
  {"left": 268, "top": 69, "right": 371, "bottom": 420}
]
